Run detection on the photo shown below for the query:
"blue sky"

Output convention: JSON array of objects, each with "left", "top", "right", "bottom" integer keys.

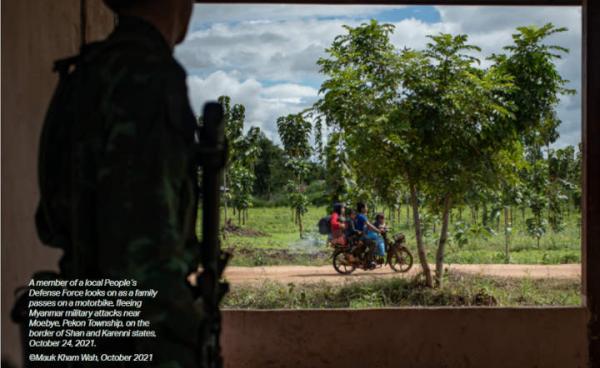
[{"left": 175, "top": 5, "right": 581, "bottom": 148}]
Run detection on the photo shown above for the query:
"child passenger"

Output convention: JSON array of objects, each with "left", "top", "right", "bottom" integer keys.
[
  {"left": 345, "top": 209, "right": 361, "bottom": 242},
  {"left": 373, "top": 213, "right": 386, "bottom": 232}
]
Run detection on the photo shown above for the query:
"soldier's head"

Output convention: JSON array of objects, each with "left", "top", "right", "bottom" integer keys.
[{"left": 104, "top": 0, "right": 193, "bottom": 48}]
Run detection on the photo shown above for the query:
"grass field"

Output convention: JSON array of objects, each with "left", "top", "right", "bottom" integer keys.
[
  {"left": 216, "top": 206, "right": 581, "bottom": 267},
  {"left": 223, "top": 272, "right": 581, "bottom": 309},
  {"left": 206, "top": 206, "right": 582, "bottom": 307}
]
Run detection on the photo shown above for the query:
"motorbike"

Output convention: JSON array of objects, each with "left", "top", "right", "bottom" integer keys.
[{"left": 330, "top": 229, "right": 413, "bottom": 275}]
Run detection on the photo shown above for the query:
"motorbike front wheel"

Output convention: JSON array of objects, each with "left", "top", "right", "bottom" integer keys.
[
  {"left": 332, "top": 249, "right": 357, "bottom": 275},
  {"left": 389, "top": 246, "right": 413, "bottom": 273}
]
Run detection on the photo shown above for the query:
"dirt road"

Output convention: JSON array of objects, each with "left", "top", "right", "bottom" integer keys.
[{"left": 224, "top": 264, "right": 581, "bottom": 285}]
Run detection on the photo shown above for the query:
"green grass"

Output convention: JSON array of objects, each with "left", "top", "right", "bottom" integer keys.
[
  {"left": 223, "top": 273, "right": 582, "bottom": 309},
  {"left": 222, "top": 206, "right": 325, "bottom": 249},
  {"left": 218, "top": 206, "right": 329, "bottom": 266},
  {"left": 214, "top": 206, "right": 581, "bottom": 267}
]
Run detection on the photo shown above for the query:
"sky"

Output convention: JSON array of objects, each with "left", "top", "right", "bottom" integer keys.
[{"left": 175, "top": 4, "right": 582, "bottom": 148}]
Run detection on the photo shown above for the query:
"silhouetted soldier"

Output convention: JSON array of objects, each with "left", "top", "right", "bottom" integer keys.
[{"left": 34, "top": 0, "right": 207, "bottom": 366}]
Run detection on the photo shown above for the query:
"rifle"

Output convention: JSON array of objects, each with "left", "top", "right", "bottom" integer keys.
[{"left": 195, "top": 102, "right": 230, "bottom": 368}]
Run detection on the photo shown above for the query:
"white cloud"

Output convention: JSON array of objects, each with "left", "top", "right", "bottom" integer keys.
[
  {"left": 436, "top": 6, "right": 581, "bottom": 34},
  {"left": 177, "top": 18, "right": 359, "bottom": 83},
  {"left": 186, "top": 71, "right": 318, "bottom": 142},
  {"left": 389, "top": 18, "right": 457, "bottom": 49},
  {"left": 179, "top": 5, "right": 582, "bottom": 148}
]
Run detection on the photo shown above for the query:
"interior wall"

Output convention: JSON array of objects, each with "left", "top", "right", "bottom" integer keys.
[
  {"left": 0, "top": 1, "right": 113, "bottom": 365},
  {"left": 222, "top": 308, "right": 589, "bottom": 368}
]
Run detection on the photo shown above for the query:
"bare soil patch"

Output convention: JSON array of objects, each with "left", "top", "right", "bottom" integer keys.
[
  {"left": 224, "top": 263, "right": 581, "bottom": 286},
  {"left": 223, "top": 219, "right": 269, "bottom": 237}
]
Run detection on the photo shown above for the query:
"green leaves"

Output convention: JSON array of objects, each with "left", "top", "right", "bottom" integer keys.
[
  {"left": 307, "top": 20, "right": 576, "bottom": 283},
  {"left": 276, "top": 113, "right": 313, "bottom": 237},
  {"left": 277, "top": 114, "right": 312, "bottom": 161},
  {"left": 219, "top": 95, "right": 263, "bottom": 218},
  {"left": 491, "top": 23, "right": 574, "bottom": 153}
]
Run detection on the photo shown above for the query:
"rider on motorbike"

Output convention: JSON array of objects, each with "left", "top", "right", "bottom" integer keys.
[
  {"left": 373, "top": 213, "right": 388, "bottom": 256},
  {"left": 346, "top": 208, "right": 376, "bottom": 268},
  {"left": 330, "top": 203, "right": 347, "bottom": 246},
  {"left": 356, "top": 203, "right": 386, "bottom": 260},
  {"left": 344, "top": 208, "right": 361, "bottom": 241}
]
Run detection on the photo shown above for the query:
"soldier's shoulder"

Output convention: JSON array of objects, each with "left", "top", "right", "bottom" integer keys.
[{"left": 85, "top": 37, "right": 183, "bottom": 84}]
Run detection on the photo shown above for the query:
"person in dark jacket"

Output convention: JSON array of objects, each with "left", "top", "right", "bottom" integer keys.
[
  {"left": 35, "top": 0, "right": 203, "bottom": 366},
  {"left": 345, "top": 208, "right": 361, "bottom": 241}
]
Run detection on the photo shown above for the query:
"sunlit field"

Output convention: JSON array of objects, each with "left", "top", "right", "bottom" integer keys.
[{"left": 201, "top": 206, "right": 580, "bottom": 267}]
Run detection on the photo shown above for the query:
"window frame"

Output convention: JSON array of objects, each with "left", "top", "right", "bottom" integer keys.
[{"left": 194, "top": 0, "right": 599, "bottom": 364}]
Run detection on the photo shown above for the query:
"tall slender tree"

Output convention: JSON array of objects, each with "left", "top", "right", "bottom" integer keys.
[
  {"left": 218, "top": 95, "right": 262, "bottom": 226},
  {"left": 277, "top": 113, "right": 312, "bottom": 238}
]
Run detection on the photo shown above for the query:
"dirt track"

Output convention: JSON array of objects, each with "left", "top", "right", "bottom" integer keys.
[{"left": 224, "top": 264, "right": 581, "bottom": 286}]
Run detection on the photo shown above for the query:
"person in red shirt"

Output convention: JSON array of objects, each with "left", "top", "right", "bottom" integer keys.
[{"left": 330, "top": 203, "right": 347, "bottom": 246}]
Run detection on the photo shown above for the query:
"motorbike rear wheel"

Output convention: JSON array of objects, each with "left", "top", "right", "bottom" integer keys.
[
  {"left": 389, "top": 246, "right": 413, "bottom": 273},
  {"left": 332, "top": 249, "right": 356, "bottom": 275}
]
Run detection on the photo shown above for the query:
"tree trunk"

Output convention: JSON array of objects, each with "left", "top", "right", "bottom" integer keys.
[
  {"left": 435, "top": 195, "right": 452, "bottom": 287},
  {"left": 298, "top": 211, "right": 304, "bottom": 239},
  {"left": 504, "top": 207, "right": 510, "bottom": 264},
  {"left": 410, "top": 182, "right": 433, "bottom": 287},
  {"left": 482, "top": 203, "right": 488, "bottom": 226}
]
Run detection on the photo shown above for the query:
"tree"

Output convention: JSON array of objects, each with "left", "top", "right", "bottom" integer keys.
[
  {"left": 253, "top": 132, "right": 288, "bottom": 199},
  {"left": 491, "top": 24, "right": 575, "bottom": 247},
  {"left": 316, "top": 22, "right": 517, "bottom": 287},
  {"left": 396, "top": 34, "right": 517, "bottom": 286},
  {"left": 498, "top": 149, "right": 527, "bottom": 263},
  {"left": 277, "top": 113, "right": 312, "bottom": 238},
  {"left": 230, "top": 126, "right": 262, "bottom": 224},
  {"left": 324, "top": 130, "right": 354, "bottom": 204},
  {"left": 491, "top": 24, "right": 574, "bottom": 152},
  {"left": 218, "top": 95, "right": 262, "bottom": 225},
  {"left": 547, "top": 145, "right": 579, "bottom": 232},
  {"left": 314, "top": 21, "right": 574, "bottom": 287}
]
